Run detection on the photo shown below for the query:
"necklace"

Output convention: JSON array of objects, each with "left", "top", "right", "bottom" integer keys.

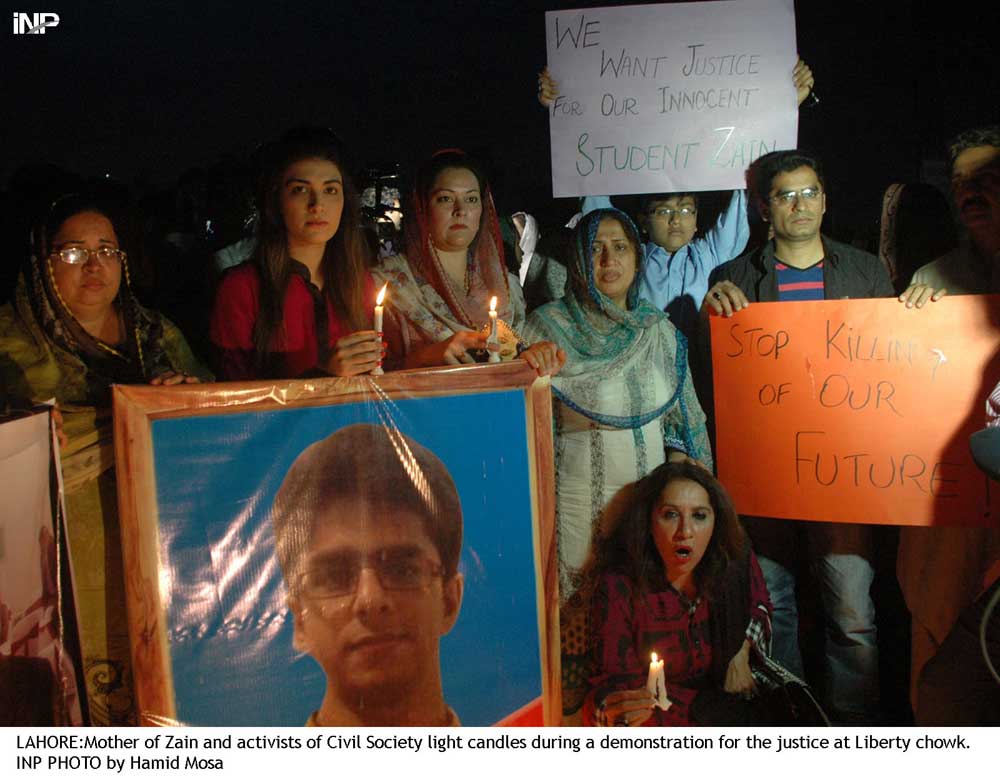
[
  {"left": 464, "top": 253, "right": 476, "bottom": 295},
  {"left": 430, "top": 239, "right": 474, "bottom": 295}
]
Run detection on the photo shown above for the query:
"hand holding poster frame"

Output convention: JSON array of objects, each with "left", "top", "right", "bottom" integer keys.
[
  {"left": 710, "top": 296, "right": 1000, "bottom": 526},
  {"left": 113, "top": 363, "right": 558, "bottom": 726},
  {"left": 545, "top": 0, "right": 798, "bottom": 197}
]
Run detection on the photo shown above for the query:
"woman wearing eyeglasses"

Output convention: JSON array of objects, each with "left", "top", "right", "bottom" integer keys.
[{"left": 0, "top": 193, "right": 211, "bottom": 724}]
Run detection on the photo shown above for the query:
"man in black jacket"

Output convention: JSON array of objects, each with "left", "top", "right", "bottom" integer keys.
[{"left": 700, "top": 150, "right": 899, "bottom": 723}]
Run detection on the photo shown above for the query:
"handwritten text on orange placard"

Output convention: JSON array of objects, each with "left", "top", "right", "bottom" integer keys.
[{"left": 710, "top": 296, "right": 1000, "bottom": 526}]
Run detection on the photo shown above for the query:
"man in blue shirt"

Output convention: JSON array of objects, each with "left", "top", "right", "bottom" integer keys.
[
  {"left": 583, "top": 189, "right": 750, "bottom": 339},
  {"left": 561, "top": 58, "right": 814, "bottom": 339}
]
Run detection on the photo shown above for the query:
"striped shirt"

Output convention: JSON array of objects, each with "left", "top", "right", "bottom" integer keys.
[{"left": 776, "top": 260, "right": 825, "bottom": 301}]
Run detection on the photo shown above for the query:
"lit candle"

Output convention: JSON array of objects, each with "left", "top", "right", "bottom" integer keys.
[
  {"left": 487, "top": 295, "right": 500, "bottom": 363},
  {"left": 372, "top": 282, "right": 388, "bottom": 376},
  {"left": 646, "top": 652, "right": 671, "bottom": 711},
  {"left": 374, "top": 282, "right": 387, "bottom": 334}
]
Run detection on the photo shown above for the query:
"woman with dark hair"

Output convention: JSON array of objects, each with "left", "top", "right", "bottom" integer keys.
[
  {"left": 0, "top": 192, "right": 210, "bottom": 724},
  {"left": 569, "top": 462, "right": 771, "bottom": 726},
  {"left": 375, "top": 150, "right": 564, "bottom": 374},
  {"left": 211, "top": 127, "right": 388, "bottom": 380},
  {"left": 523, "top": 208, "right": 711, "bottom": 601}
]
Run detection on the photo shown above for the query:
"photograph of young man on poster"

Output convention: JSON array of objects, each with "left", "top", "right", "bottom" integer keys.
[{"left": 271, "top": 423, "right": 464, "bottom": 726}]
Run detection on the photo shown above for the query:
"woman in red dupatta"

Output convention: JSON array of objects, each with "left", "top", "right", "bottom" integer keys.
[{"left": 376, "top": 150, "right": 563, "bottom": 374}]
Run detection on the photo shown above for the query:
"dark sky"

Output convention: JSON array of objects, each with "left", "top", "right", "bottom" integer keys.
[{"left": 3, "top": 0, "right": 999, "bottom": 231}]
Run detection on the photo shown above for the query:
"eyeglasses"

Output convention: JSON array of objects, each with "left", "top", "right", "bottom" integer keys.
[
  {"left": 297, "top": 549, "right": 443, "bottom": 599},
  {"left": 770, "top": 187, "right": 822, "bottom": 206},
  {"left": 50, "top": 247, "right": 126, "bottom": 265},
  {"left": 649, "top": 207, "right": 696, "bottom": 219}
]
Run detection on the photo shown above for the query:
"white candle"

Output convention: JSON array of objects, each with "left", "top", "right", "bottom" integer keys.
[
  {"left": 372, "top": 283, "right": 388, "bottom": 376},
  {"left": 646, "top": 652, "right": 671, "bottom": 711},
  {"left": 487, "top": 295, "right": 500, "bottom": 363},
  {"left": 374, "top": 282, "right": 387, "bottom": 334}
]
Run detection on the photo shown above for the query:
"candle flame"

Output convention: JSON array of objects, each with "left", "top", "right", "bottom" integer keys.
[
  {"left": 376, "top": 282, "right": 388, "bottom": 305},
  {"left": 651, "top": 652, "right": 658, "bottom": 663},
  {"left": 489, "top": 295, "right": 497, "bottom": 312}
]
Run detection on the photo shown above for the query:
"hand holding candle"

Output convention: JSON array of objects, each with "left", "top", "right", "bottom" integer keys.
[
  {"left": 372, "top": 282, "right": 387, "bottom": 376},
  {"left": 646, "top": 652, "right": 671, "bottom": 711},
  {"left": 487, "top": 294, "right": 500, "bottom": 363}
]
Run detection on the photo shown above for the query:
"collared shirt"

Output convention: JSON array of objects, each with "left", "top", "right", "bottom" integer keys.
[
  {"left": 710, "top": 236, "right": 895, "bottom": 303},
  {"left": 582, "top": 191, "right": 750, "bottom": 338}
]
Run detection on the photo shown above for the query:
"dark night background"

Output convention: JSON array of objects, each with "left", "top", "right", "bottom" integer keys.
[{"left": 3, "top": 0, "right": 999, "bottom": 224}]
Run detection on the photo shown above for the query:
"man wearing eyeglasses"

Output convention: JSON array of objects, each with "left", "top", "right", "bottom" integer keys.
[
  {"left": 566, "top": 59, "right": 815, "bottom": 340},
  {"left": 701, "top": 150, "right": 889, "bottom": 313},
  {"left": 271, "top": 423, "right": 464, "bottom": 726},
  {"left": 700, "top": 149, "right": 904, "bottom": 724}
]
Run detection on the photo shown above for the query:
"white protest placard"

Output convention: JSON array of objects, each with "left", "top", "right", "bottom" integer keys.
[{"left": 545, "top": 0, "right": 799, "bottom": 197}]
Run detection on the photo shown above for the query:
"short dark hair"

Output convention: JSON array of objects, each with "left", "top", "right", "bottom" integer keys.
[
  {"left": 572, "top": 462, "right": 746, "bottom": 603},
  {"left": 948, "top": 125, "right": 1000, "bottom": 168},
  {"left": 272, "top": 424, "right": 464, "bottom": 592},
  {"left": 750, "top": 150, "right": 825, "bottom": 214}
]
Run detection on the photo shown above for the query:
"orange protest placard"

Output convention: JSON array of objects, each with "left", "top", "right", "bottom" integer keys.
[{"left": 710, "top": 295, "right": 1000, "bottom": 526}]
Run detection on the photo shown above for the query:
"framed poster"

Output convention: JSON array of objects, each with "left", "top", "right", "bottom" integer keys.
[
  {"left": 0, "top": 407, "right": 83, "bottom": 725},
  {"left": 113, "top": 363, "right": 558, "bottom": 726}
]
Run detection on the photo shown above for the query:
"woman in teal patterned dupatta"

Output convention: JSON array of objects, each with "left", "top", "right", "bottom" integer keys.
[{"left": 523, "top": 207, "right": 712, "bottom": 718}]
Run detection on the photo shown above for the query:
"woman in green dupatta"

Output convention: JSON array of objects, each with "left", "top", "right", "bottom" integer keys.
[
  {"left": 0, "top": 194, "right": 211, "bottom": 724},
  {"left": 524, "top": 207, "right": 712, "bottom": 720}
]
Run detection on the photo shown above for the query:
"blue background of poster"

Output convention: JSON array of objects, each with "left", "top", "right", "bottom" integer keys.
[{"left": 150, "top": 389, "right": 540, "bottom": 725}]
